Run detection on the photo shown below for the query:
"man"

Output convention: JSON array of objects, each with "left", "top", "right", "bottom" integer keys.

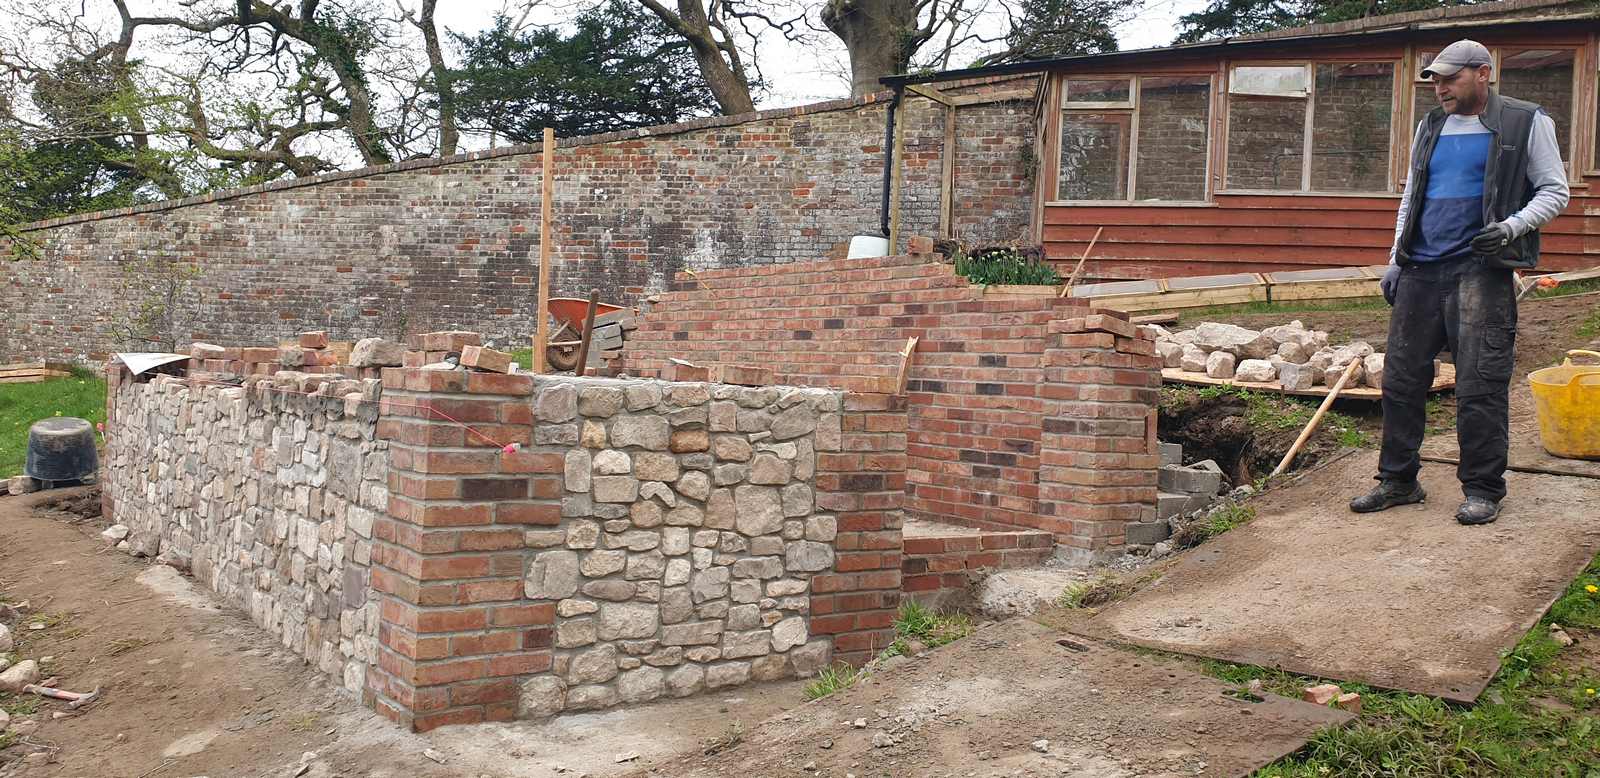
[{"left": 1350, "top": 39, "right": 1569, "bottom": 525}]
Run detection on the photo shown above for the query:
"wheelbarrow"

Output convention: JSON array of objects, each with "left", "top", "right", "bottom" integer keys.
[
  {"left": 1529, "top": 349, "right": 1600, "bottom": 460},
  {"left": 544, "top": 297, "right": 625, "bottom": 371}
]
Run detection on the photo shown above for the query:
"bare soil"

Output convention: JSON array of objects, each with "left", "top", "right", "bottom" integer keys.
[
  {"left": 0, "top": 488, "right": 811, "bottom": 778},
  {"left": 1076, "top": 450, "right": 1600, "bottom": 703},
  {"left": 625, "top": 619, "right": 1351, "bottom": 778}
]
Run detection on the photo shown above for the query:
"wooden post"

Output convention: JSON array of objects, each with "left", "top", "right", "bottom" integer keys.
[
  {"left": 573, "top": 290, "right": 599, "bottom": 377},
  {"left": 940, "top": 104, "right": 956, "bottom": 239},
  {"left": 534, "top": 127, "right": 555, "bottom": 373},
  {"left": 887, "top": 100, "right": 906, "bottom": 253},
  {"left": 895, "top": 336, "right": 920, "bottom": 395}
]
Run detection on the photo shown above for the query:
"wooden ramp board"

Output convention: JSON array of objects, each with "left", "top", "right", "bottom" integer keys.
[
  {"left": 1162, "top": 362, "right": 1455, "bottom": 400},
  {"left": 1076, "top": 451, "right": 1600, "bottom": 704}
]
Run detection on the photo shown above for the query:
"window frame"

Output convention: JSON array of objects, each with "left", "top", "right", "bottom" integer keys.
[
  {"left": 1218, "top": 57, "right": 1402, "bottom": 196},
  {"left": 1049, "top": 72, "right": 1216, "bottom": 205},
  {"left": 1406, "top": 44, "right": 1585, "bottom": 183}
]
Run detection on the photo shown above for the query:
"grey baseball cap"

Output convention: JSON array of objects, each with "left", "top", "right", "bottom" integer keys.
[{"left": 1422, "top": 39, "right": 1493, "bottom": 78}]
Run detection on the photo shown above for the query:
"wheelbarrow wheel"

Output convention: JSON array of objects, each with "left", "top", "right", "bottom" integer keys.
[{"left": 547, "top": 345, "right": 580, "bottom": 372}]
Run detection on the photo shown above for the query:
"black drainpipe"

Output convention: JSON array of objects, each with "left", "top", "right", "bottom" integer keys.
[{"left": 879, "top": 85, "right": 905, "bottom": 238}]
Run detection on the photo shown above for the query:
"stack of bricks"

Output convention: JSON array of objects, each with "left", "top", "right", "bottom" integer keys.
[
  {"left": 186, "top": 333, "right": 387, "bottom": 381},
  {"left": 367, "top": 367, "right": 559, "bottom": 730},
  {"left": 808, "top": 391, "right": 907, "bottom": 667},
  {"left": 1038, "top": 312, "right": 1161, "bottom": 559},
  {"left": 404, "top": 331, "right": 482, "bottom": 367},
  {"left": 617, "top": 253, "right": 1107, "bottom": 537}
]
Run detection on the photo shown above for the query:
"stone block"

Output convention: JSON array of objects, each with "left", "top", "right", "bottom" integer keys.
[
  {"left": 1159, "top": 441, "right": 1183, "bottom": 467},
  {"left": 1180, "top": 344, "right": 1208, "bottom": 373},
  {"left": 1124, "top": 520, "right": 1171, "bottom": 545},
  {"left": 525, "top": 550, "right": 580, "bottom": 600},
  {"left": 1363, "top": 352, "right": 1385, "bottom": 390},
  {"left": 593, "top": 476, "right": 640, "bottom": 503},
  {"left": 599, "top": 602, "right": 659, "bottom": 640},
  {"left": 1278, "top": 362, "right": 1315, "bottom": 391},
  {"left": 1205, "top": 351, "right": 1235, "bottom": 379},
  {"left": 1158, "top": 463, "right": 1222, "bottom": 496},
  {"left": 1157, "top": 491, "right": 1189, "bottom": 521},
  {"left": 612, "top": 415, "right": 670, "bottom": 450},
  {"left": 1235, "top": 359, "right": 1276, "bottom": 383}
]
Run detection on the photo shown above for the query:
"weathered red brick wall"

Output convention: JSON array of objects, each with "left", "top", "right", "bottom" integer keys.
[
  {"left": 901, "top": 530, "right": 1055, "bottom": 600},
  {"left": 615, "top": 253, "right": 1160, "bottom": 557},
  {"left": 0, "top": 81, "right": 1037, "bottom": 366}
]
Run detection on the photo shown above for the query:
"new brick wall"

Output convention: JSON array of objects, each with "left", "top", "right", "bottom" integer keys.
[
  {"left": 615, "top": 253, "right": 1160, "bottom": 557},
  {"left": 0, "top": 81, "right": 1037, "bottom": 366}
]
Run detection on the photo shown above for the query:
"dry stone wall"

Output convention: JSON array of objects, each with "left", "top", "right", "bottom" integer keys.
[
  {"left": 103, "top": 371, "right": 388, "bottom": 693},
  {"left": 520, "top": 378, "right": 836, "bottom": 714}
]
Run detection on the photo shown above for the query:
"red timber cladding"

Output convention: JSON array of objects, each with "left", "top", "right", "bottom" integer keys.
[
  {"left": 369, "top": 368, "right": 557, "bottom": 732},
  {"left": 809, "top": 392, "right": 909, "bottom": 666},
  {"left": 615, "top": 254, "right": 1094, "bottom": 535},
  {"left": 1044, "top": 180, "right": 1600, "bottom": 280},
  {"left": 901, "top": 530, "right": 1055, "bottom": 598}
]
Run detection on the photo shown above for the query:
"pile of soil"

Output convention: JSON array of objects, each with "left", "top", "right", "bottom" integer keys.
[{"left": 1157, "top": 390, "right": 1348, "bottom": 486}]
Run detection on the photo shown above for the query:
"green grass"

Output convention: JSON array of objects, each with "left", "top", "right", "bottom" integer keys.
[
  {"left": 1576, "top": 307, "right": 1600, "bottom": 342},
  {"left": 804, "top": 663, "right": 867, "bottom": 700},
  {"left": 0, "top": 367, "right": 106, "bottom": 477},
  {"left": 1178, "top": 296, "right": 1389, "bottom": 325},
  {"left": 1239, "top": 553, "right": 1600, "bottom": 776},
  {"left": 886, "top": 601, "right": 974, "bottom": 656},
  {"left": 508, "top": 347, "right": 534, "bottom": 368}
]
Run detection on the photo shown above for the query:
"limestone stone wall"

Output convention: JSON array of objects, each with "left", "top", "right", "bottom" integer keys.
[
  {"left": 104, "top": 370, "right": 388, "bottom": 693},
  {"left": 519, "top": 378, "right": 837, "bottom": 714}
]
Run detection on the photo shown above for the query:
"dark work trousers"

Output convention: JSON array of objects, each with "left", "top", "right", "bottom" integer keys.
[{"left": 1379, "top": 258, "right": 1517, "bottom": 501}]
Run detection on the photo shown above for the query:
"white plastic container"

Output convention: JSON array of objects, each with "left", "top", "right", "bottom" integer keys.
[{"left": 846, "top": 235, "right": 890, "bottom": 259}]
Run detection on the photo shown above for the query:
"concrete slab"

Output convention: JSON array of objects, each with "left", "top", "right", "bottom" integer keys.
[
  {"left": 627, "top": 620, "right": 1352, "bottom": 778},
  {"left": 1265, "top": 267, "right": 1372, "bottom": 282},
  {"left": 1166, "top": 273, "right": 1263, "bottom": 291},
  {"left": 1077, "top": 451, "right": 1600, "bottom": 702}
]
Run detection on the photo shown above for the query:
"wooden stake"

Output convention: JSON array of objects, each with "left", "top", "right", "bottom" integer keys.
[
  {"left": 572, "top": 289, "right": 599, "bottom": 377},
  {"left": 1271, "top": 358, "right": 1361, "bottom": 478},
  {"left": 1060, "top": 226, "right": 1104, "bottom": 297},
  {"left": 534, "top": 127, "right": 555, "bottom": 373},
  {"left": 895, "top": 336, "right": 919, "bottom": 394}
]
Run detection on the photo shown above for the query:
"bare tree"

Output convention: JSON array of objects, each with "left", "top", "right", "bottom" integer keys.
[
  {"left": 634, "top": 0, "right": 759, "bottom": 114},
  {"left": 398, "top": 0, "right": 458, "bottom": 156}
]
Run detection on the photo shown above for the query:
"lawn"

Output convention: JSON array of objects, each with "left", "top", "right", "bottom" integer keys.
[{"left": 0, "top": 368, "right": 107, "bottom": 478}]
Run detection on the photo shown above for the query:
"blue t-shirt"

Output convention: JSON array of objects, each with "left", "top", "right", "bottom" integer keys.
[{"left": 1410, "top": 115, "right": 1491, "bottom": 262}]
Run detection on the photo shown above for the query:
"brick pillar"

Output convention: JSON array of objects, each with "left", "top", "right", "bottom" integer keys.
[
  {"left": 369, "top": 368, "right": 561, "bottom": 731},
  {"left": 1038, "top": 313, "right": 1161, "bottom": 560},
  {"left": 809, "top": 392, "right": 907, "bottom": 667}
]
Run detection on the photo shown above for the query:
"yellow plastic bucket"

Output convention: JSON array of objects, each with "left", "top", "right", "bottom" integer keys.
[{"left": 1528, "top": 349, "right": 1600, "bottom": 460}]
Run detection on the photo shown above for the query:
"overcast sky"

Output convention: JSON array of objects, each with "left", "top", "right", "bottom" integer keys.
[{"left": 430, "top": 0, "right": 1207, "bottom": 109}]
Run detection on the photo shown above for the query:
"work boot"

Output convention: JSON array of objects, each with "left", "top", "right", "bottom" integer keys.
[
  {"left": 1349, "top": 480, "right": 1427, "bottom": 513},
  {"left": 1455, "top": 496, "right": 1501, "bottom": 525}
]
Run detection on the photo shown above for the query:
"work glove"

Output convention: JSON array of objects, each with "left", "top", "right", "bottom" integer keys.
[
  {"left": 1470, "top": 221, "right": 1514, "bottom": 255},
  {"left": 1380, "top": 264, "right": 1400, "bottom": 306}
]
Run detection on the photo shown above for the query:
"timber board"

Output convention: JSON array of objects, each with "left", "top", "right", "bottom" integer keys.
[{"left": 1161, "top": 363, "right": 1455, "bottom": 400}]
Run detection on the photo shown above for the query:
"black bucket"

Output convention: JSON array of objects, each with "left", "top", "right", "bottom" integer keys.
[{"left": 25, "top": 417, "right": 99, "bottom": 483}]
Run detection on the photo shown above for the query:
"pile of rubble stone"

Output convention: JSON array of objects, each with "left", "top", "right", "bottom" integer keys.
[{"left": 1149, "top": 320, "right": 1385, "bottom": 391}]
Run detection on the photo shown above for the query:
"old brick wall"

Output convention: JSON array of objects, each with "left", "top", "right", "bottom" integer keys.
[
  {"left": 104, "top": 369, "right": 389, "bottom": 694},
  {"left": 0, "top": 82, "right": 1037, "bottom": 367},
  {"left": 615, "top": 253, "right": 1161, "bottom": 557}
]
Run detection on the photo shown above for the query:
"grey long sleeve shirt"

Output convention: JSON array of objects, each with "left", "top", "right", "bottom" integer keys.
[{"left": 1389, "top": 109, "right": 1570, "bottom": 264}]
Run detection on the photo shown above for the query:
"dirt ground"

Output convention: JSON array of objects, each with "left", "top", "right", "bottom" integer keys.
[
  {"left": 0, "top": 489, "right": 812, "bottom": 778},
  {"left": 626, "top": 619, "right": 1351, "bottom": 778},
  {"left": 1076, "top": 450, "right": 1600, "bottom": 703}
]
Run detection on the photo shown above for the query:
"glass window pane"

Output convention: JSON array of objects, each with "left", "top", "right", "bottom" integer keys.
[
  {"left": 1135, "top": 76, "right": 1211, "bottom": 201},
  {"left": 1065, "top": 78, "right": 1132, "bottom": 105},
  {"left": 1058, "top": 113, "right": 1131, "bottom": 200},
  {"left": 1226, "top": 95, "right": 1307, "bottom": 190},
  {"left": 1230, "top": 66, "right": 1310, "bottom": 97},
  {"left": 1499, "top": 48, "right": 1574, "bottom": 162},
  {"left": 1311, "top": 63, "right": 1393, "bottom": 192}
]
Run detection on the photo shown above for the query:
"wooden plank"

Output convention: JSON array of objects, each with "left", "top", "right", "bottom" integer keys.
[
  {"left": 940, "top": 104, "right": 956, "bottom": 238},
  {"left": 950, "top": 88, "right": 1034, "bottom": 106},
  {"left": 1132, "top": 313, "right": 1180, "bottom": 325},
  {"left": 1091, "top": 284, "right": 1268, "bottom": 312},
  {"left": 535, "top": 126, "right": 555, "bottom": 373},
  {"left": 896, "top": 336, "right": 920, "bottom": 395},
  {"left": 0, "top": 368, "right": 70, "bottom": 380},
  {"left": 1268, "top": 278, "right": 1381, "bottom": 301},
  {"left": 1549, "top": 266, "right": 1600, "bottom": 283},
  {"left": 980, "top": 285, "right": 1057, "bottom": 297},
  {"left": 0, "top": 362, "right": 71, "bottom": 373},
  {"left": 907, "top": 83, "right": 956, "bottom": 106},
  {"left": 1162, "top": 364, "right": 1455, "bottom": 400}
]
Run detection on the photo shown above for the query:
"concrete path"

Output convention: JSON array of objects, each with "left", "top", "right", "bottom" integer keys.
[{"left": 1077, "top": 451, "right": 1600, "bottom": 702}]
